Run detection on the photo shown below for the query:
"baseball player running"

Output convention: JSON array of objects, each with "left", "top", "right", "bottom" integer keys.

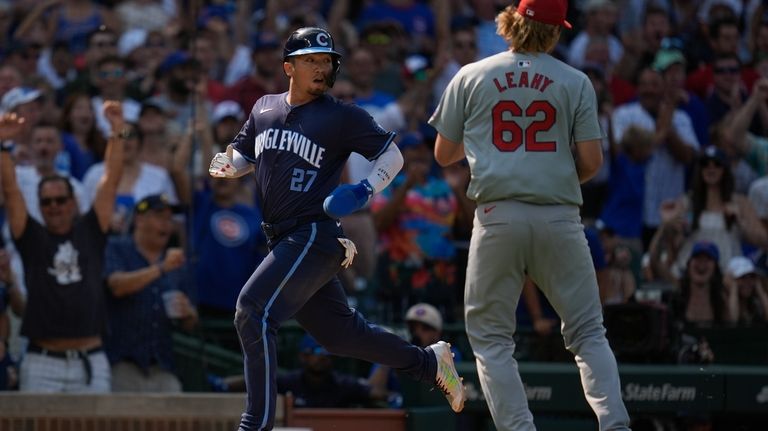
[
  {"left": 209, "top": 27, "right": 465, "bottom": 430},
  {"left": 429, "top": 1, "right": 631, "bottom": 430}
]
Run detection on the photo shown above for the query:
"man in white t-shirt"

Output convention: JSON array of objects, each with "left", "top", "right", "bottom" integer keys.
[{"left": 612, "top": 67, "right": 699, "bottom": 246}]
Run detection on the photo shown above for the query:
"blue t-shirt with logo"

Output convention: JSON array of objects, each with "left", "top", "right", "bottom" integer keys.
[{"left": 192, "top": 189, "right": 267, "bottom": 311}]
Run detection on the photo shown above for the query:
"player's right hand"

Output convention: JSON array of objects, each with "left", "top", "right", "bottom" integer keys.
[{"left": 209, "top": 152, "right": 236, "bottom": 178}]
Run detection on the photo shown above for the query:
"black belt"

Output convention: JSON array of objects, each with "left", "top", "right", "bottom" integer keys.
[
  {"left": 28, "top": 343, "right": 103, "bottom": 385},
  {"left": 261, "top": 216, "right": 326, "bottom": 241}
]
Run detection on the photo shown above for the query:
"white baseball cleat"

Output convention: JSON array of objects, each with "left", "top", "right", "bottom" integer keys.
[{"left": 431, "top": 341, "right": 466, "bottom": 412}]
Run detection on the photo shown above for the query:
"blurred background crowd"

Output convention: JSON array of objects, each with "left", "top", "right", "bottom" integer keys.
[{"left": 0, "top": 0, "right": 766, "bottom": 427}]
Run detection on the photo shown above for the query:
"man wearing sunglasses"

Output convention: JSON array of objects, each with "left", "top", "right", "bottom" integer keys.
[
  {"left": 686, "top": 16, "right": 760, "bottom": 100},
  {"left": 92, "top": 56, "right": 141, "bottom": 137},
  {"left": 0, "top": 100, "right": 125, "bottom": 393}
]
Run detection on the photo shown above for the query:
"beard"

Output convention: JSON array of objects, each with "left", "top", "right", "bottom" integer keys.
[
  {"left": 307, "top": 86, "right": 326, "bottom": 96},
  {"left": 308, "top": 74, "right": 331, "bottom": 94}
]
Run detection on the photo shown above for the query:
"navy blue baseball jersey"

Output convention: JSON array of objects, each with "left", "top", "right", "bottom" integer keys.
[
  {"left": 228, "top": 90, "right": 443, "bottom": 431},
  {"left": 232, "top": 92, "right": 395, "bottom": 223}
]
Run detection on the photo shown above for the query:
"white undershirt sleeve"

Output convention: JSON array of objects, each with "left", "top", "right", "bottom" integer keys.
[
  {"left": 364, "top": 142, "right": 404, "bottom": 194},
  {"left": 229, "top": 145, "right": 254, "bottom": 177}
]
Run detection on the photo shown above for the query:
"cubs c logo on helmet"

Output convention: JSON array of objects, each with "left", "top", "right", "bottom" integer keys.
[{"left": 316, "top": 32, "right": 329, "bottom": 47}]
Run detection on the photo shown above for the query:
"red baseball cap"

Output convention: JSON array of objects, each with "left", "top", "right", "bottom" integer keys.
[{"left": 516, "top": 0, "right": 572, "bottom": 29}]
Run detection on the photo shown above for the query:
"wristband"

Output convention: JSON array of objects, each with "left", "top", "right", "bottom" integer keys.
[{"left": 360, "top": 178, "right": 374, "bottom": 197}]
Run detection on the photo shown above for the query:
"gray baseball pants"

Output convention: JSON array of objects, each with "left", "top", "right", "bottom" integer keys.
[{"left": 464, "top": 199, "right": 631, "bottom": 431}]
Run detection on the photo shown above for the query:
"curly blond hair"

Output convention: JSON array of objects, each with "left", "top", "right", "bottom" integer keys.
[{"left": 496, "top": 6, "right": 561, "bottom": 54}]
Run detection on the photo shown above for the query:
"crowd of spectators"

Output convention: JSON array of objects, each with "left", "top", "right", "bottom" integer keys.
[{"left": 0, "top": 0, "right": 766, "bottom": 405}]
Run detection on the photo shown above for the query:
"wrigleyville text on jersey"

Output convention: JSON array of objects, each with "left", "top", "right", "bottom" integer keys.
[{"left": 253, "top": 127, "right": 326, "bottom": 168}]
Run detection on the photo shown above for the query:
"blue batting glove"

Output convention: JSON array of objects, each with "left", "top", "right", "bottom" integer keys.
[{"left": 323, "top": 179, "right": 374, "bottom": 219}]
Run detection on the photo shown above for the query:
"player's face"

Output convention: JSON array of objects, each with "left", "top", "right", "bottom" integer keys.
[{"left": 285, "top": 53, "right": 333, "bottom": 96}]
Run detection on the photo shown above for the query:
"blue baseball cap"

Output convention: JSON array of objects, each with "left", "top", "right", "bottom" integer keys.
[
  {"left": 197, "top": 5, "right": 230, "bottom": 29},
  {"left": 135, "top": 194, "right": 181, "bottom": 214},
  {"left": 397, "top": 132, "right": 425, "bottom": 152},
  {"left": 158, "top": 51, "right": 196, "bottom": 75},
  {"left": 251, "top": 32, "right": 280, "bottom": 52},
  {"left": 691, "top": 241, "right": 719, "bottom": 262}
]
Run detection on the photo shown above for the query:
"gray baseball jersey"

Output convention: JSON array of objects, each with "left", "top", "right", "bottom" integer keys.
[
  {"left": 430, "top": 51, "right": 631, "bottom": 430},
  {"left": 429, "top": 51, "right": 602, "bottom": 206}
]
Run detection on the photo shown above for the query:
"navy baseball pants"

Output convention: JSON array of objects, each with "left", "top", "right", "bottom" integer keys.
[{"left": 234, "top": 220, "right": 436, "bottom": 431}]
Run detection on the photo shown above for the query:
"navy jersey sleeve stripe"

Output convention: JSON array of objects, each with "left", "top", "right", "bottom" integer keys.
[{"left": 366, "top": 131, "right": 396, "bottom": 161}]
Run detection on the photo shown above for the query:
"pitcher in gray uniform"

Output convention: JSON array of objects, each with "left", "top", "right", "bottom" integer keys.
[{"left": 429, "top": 0, "right": 631, "bottom": 430}]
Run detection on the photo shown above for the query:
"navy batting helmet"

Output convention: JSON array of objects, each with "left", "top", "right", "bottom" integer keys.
[{"left": 283, "top": 27, "right": 341, "bottom": 87}]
